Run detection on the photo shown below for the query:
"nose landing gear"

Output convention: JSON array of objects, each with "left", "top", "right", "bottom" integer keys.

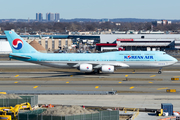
[{"left": 158, "top": 68, "right": 162, "bottom": 74}]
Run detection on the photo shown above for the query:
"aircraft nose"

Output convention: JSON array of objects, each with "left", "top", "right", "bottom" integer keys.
[{"left": 173, "top": 58, "right": 178, "bottom": 63}]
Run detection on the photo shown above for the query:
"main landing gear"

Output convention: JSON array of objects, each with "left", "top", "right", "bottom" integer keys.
[
  {"left": 94, "top": 69, "right": 100, "bottom": 74},
  {"left": 158, "top": 68, "right": 162, "bottom": 74}
]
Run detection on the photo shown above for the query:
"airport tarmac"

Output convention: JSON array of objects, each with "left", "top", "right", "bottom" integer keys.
[
  {"left": 38, "top": 95, "right": 180, "bottom": 111},
  {"left": 0, "top": 80, "right": 180, "bottom": 94},
  {"left": 1, "top": 60, "right": 180, "bottom": 116},
  {"left": 0, "top": 61, "right": 180, "bottom": 94}
]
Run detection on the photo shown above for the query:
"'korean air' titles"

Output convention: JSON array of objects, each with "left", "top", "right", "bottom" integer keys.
[{"left": 124, "top": 56, "right": 154, "bottom": 59}]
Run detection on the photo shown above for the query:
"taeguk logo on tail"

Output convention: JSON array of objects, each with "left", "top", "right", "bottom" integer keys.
[{"left": 12, "top": 39, "right": 23, "bottom": 50}]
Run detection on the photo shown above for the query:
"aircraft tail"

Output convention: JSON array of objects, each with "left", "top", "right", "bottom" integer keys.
[{"left": 4, "top": 31, "right": 39, "bottom": 53}]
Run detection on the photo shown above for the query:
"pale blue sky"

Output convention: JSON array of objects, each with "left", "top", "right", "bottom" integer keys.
[{"left": 1, "top": 0, "right": 180, "bottom": 19}]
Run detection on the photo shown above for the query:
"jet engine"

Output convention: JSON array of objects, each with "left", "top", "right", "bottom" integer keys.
[
  {"left": 101, "top": 65, "right": 114, "bottom": 73},
  {"left": 79, "top": 64, "right": 93, "bottom": 72}
]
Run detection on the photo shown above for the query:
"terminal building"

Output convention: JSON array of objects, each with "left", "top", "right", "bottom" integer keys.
[
  {"left": 1, "top": 33, "right": 180, "bottom": 54},
  {"left": 96, "top": 34, "right": 180, "bottom": 51}
]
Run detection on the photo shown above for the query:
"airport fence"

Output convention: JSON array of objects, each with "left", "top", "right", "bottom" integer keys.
[
  {"left": 0, "top": 95, "right": 38, "bottom": 107},
  {"left": 18, "top": 109, "right": 119, "bottom": 120}
]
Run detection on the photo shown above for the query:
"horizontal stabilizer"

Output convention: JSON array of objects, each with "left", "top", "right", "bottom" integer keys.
[{"left": 9, "top": 54, "right": 31, "bottom": 59}]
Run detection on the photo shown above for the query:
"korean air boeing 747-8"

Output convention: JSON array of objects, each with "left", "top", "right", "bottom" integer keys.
[{"left": 5, "top": 31, "right": 178, "bottom": 74}]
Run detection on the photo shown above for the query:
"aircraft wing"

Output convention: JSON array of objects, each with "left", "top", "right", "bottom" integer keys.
[
  {"left": 93, "top": 62, "right": 129, "bottom": 68},
  {"left": 67, "top": 62, "right": 129, "bottom": 68}
]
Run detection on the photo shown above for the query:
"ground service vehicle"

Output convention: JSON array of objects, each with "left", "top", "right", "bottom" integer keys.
[{"left": 0, "top": 102, "right": 32, "bottom": 120}]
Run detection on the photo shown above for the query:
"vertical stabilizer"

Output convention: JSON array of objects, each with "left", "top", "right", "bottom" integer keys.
[{"left": 4, "top": 31, "right": 38, "bottom": 53}]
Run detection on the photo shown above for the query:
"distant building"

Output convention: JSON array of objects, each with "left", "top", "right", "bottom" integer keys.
[
  {"left": 99, "top": 19, "right": 109, "bottom": 23},
  {"left": 36, "top": 13, "right": 43, "bottom": 21},
  {"left": 126, "top": 30, "right": 138, "bottom": 34},
  {"left": 152, "top": 20, "right": 172, "bottom": 26},
  {"left": 157, "top": 21, "right": 162, "bottom": 25},
  {"left": 46, "top": 13, "right": 48, "bottom": 21},
  {"left": 55, "top": 13, "right": 60, "bottom": 21},
  {"left": 0, "top": 40, "right": 12, "bottom": 54},
  {"left": 36, "top": 13, "right": 39, "bottom": 21},
  {"left": 168, "top": 21, "right": 172, "bottom": 25},
  {"left": 39, "top": 13, "right": 43, "bottom": 21},
  {"left": 46, "top": 13, "right": 54, "bottom": 21},
  {"left": 112, "top": 31, "right": 126, "bottom": 34},
  {"left": 138, "top": 30, "right": 164, "bottom": 34},
  {"left": 115, "top": 23, "right": 121, "bottom": 26}
]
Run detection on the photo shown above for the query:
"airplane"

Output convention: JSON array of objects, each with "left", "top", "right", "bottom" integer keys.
[{"left": 5, "top": 30, "right": 178, "bottom": 74}]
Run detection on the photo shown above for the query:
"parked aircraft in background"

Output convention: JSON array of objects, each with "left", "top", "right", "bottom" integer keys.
[{"left": 5, "top": 31, "right": 178, "bottom": 74}]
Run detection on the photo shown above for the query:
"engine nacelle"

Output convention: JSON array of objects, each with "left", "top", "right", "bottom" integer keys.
[
  {"left": 79, "top": 64, "right": 93, "bottom": 72},
  {"left": 101, "top": 65, "right": 114, "bottom": 73}
]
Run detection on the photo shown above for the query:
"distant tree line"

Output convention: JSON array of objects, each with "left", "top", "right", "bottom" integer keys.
[{"left": 0, "top": 22, "right": 180, "bottom": 34}]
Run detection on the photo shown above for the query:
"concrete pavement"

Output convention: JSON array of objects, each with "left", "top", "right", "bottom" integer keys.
[{"left": 38, "top": 95, "right": 180, "bottom": 111}]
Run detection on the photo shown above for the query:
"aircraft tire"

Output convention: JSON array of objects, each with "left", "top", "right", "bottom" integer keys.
[{"left": 94, "top": 69, "right": 100, "bottom": 74}]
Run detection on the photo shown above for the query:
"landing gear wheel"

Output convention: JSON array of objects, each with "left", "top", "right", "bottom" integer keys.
[
  {"left": 158, "top": 67, "right": 162, "bottom": 74},
  {"left": 158, "top": 71, "right": 162, "bottom": 74},
  {"left": 96, "top": 70, "right": 100, "bottom": 74},
  {"left": 94, "top": 69, "right": 100, "bottom": 74}
]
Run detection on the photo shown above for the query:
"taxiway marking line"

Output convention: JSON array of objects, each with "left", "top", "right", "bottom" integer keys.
[
  {"left": 66, "top": 82, "right": 69, "bottom": 83},
  {"left": 132, "top": 72, "right": 135, "bottom": 73},
  {"left": 95, "top": 86, "right": 99, "bottom": 89},
  {"left": 33, "top": 86, "right": 38, "bottom": 89},
  {"left": 0, "top": 92, "right": 6, "bottom": 94},
  {"left": 125, "top": 75, "right": 128, "bottom": 77},
  {"left": 15, "top": 75, "right": 19, "bottom": 77},
  {"left": 149, "top": 82, "right": 153, "bottom": 84},
  {"left": 150, "top": 75, "right": 156, "bottom": 77},
  {"left": 119, "top": 82, "right": 122, "bottom": 83},
  {"left": 172, "top": 81, "right": 180, "bottom": 83},
  {"left": 173, "top": 76, "right": 180, "bottom": 77},
  {"left": 157, "top": 87, "right": 168, "bottom": 90},
  {"left": 14, "top": 81, "right": 18, "bottom": 83},
  {"left": 70, "top": 75, "right": 73, "bottom": 77},
  {"left": 129, "top": 86, "right": 134, "bottom": 89}
]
